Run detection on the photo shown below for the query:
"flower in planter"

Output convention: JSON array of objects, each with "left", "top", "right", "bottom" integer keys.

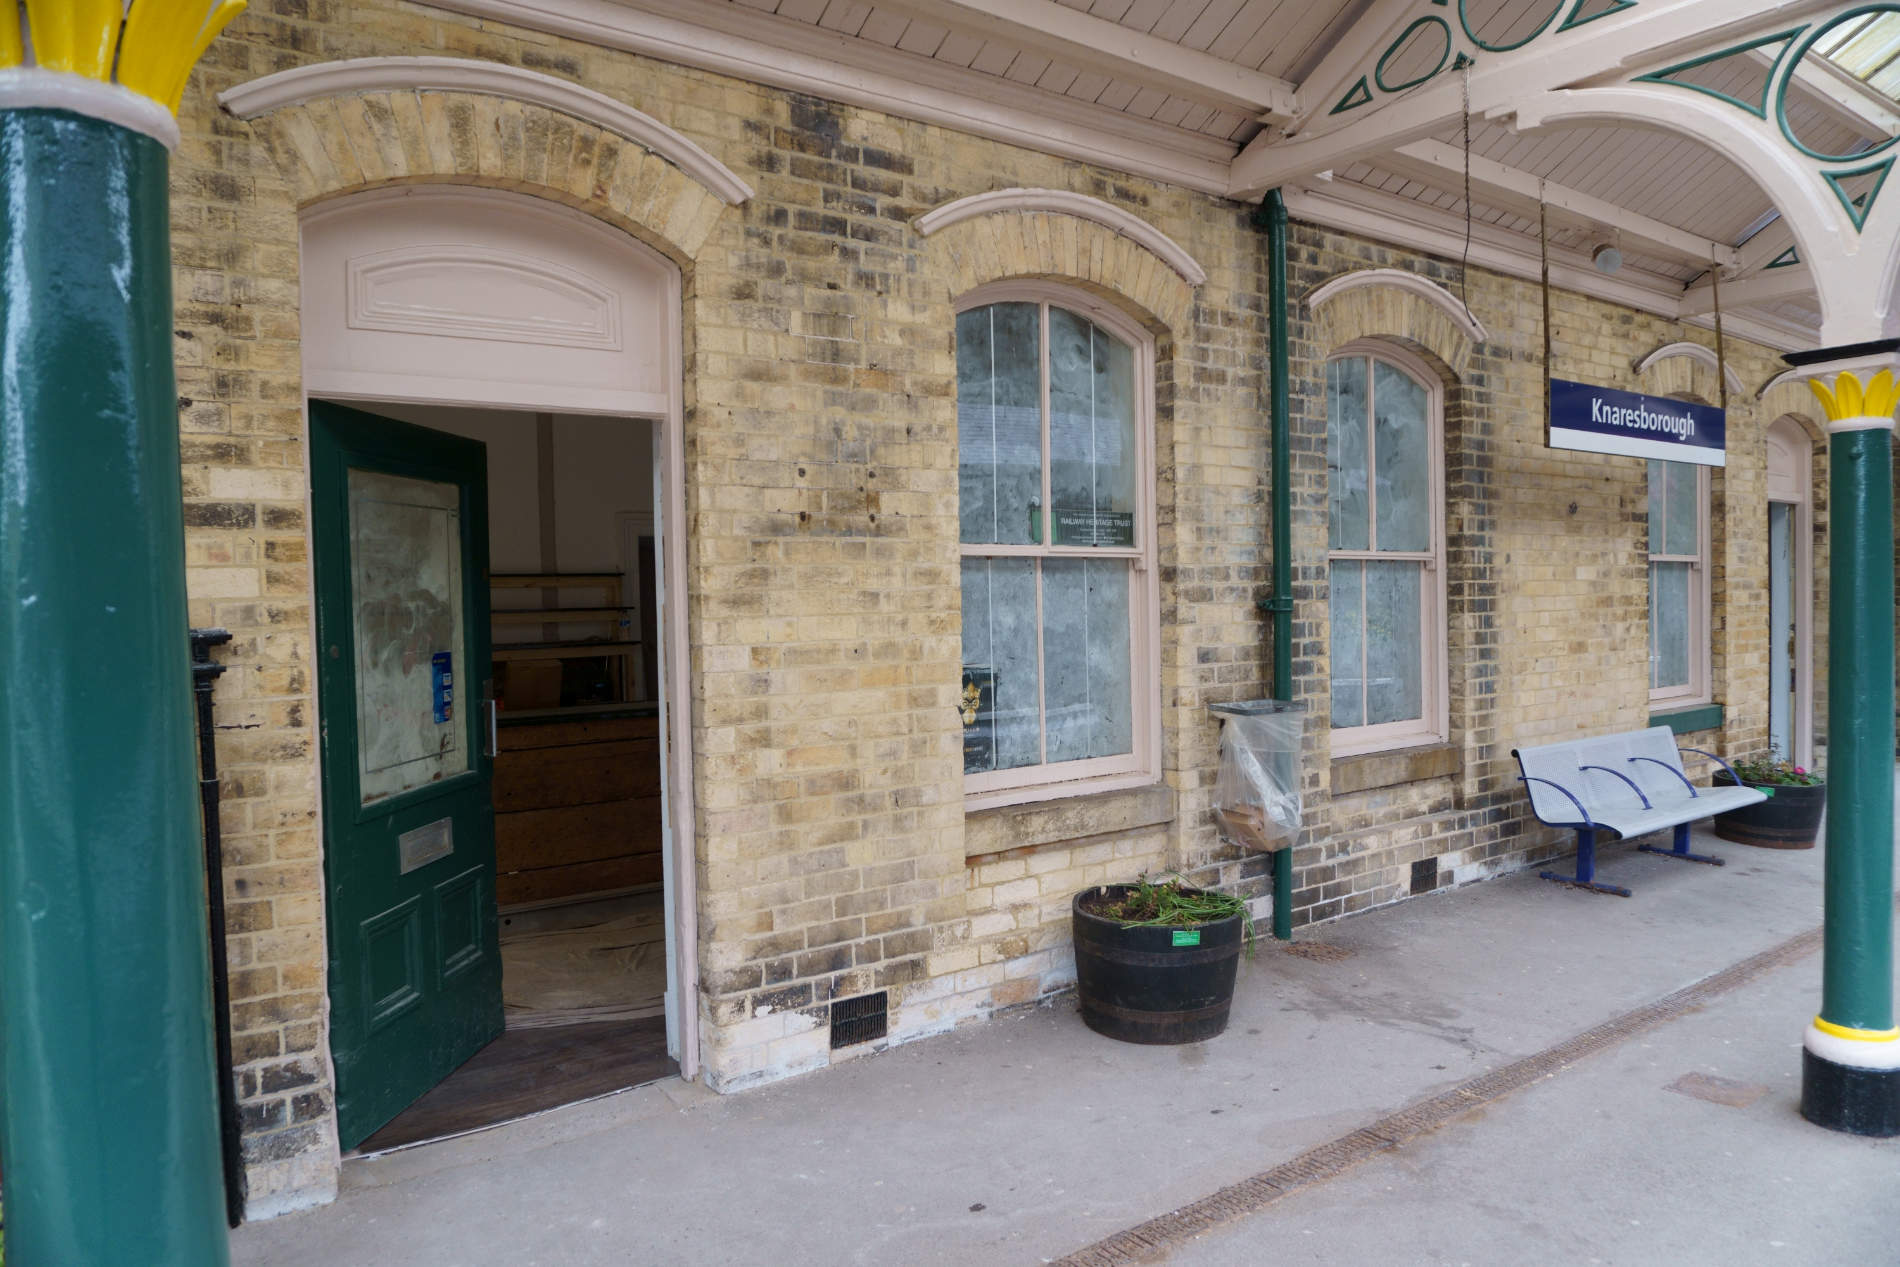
[{"left": 1729, "top": 747, "right": 1823, "bottom": 787}]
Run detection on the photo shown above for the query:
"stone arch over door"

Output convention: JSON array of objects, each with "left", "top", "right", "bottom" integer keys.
[{"left": 223, "top": 58, "right": 751, "bottom": 266}]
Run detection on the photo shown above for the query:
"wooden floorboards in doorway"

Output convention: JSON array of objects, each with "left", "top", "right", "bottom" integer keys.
[{"left": 356, "top": 1016, "right": 674, "bottom": 1153}]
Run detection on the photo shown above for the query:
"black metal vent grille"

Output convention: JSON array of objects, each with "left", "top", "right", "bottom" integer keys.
[
  {"left": 829, "top": 990, "right": 889, "bottom": 1049},
  {"left": 1410, "top": 857, "right": 1440, "bottom": 896}
]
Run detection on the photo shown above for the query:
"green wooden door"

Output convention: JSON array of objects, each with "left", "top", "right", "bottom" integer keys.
[{"left": 311, "top": 401, "right": 503, "bottom": 1150}]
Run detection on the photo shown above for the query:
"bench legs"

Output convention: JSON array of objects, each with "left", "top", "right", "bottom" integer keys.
[
  {"left": 1539, "top": 828, "right": 1633, "bottom": 898},
  {"left": 1637, "top": 822, "right": 1725, "bottom": 867}
]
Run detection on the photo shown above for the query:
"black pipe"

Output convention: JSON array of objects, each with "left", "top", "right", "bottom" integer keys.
[{"left": 190, "top": 627, "right": 245, "bottom": 1227}]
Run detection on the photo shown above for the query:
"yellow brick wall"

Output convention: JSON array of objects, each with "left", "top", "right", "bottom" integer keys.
[{"left": 171, "top": 0, "right": 1820, "bottom": 1216}]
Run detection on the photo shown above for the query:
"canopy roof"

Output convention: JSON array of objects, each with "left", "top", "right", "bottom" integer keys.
[{"left": 436, "top": 0, "right": 1900, "bottom": 349}]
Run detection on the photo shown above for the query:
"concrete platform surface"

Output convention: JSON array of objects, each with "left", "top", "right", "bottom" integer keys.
[{"left": 231, "top": 824, "right": 1899, "bottom": 1266}]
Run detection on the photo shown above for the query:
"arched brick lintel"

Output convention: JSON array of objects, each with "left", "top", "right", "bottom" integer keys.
[
  {"left": 1306, "top": 268, "right": 1482, "bottom": 380},
  {"left": 923, "top": 211, "right": 1196, "bottom": 337},
  {"left": 243, "top": 90, "right": 736, "bottom": 266}
]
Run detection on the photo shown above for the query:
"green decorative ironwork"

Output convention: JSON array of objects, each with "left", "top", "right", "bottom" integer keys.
[
  {"left": 1461, "top": 0, "right": 1565, "bottom": 53},
  {"left": 1777, "top": 6, "right": 1900, "bottom": 163},
  {"left": 1558, "top": 0, "right": 1638, "bottom": 32},
  {"left": 1376, "top": 17, "right": 1454, "bottom": 94},
  {"left": 1822, "top": 158, "right": 1894, "bottom": 231},
  {"left": 1633, "top": 30, "right": 1804, "bottom": 120},
  {"left": 1331, "top": 75, "right": 1374, "bottom": 115},
  {"left": 1765, "top": 246, "right": 1801, "bottom": 268}
]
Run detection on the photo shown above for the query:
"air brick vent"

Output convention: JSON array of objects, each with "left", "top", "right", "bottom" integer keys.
[
  {"left": 1410, "top": 857, "right": 1440, "bottom": 895},
  {"left": 829, "top": 990, "right": 888, "bottom": 1049}
]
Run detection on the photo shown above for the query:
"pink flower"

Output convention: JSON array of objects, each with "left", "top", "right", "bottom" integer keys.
[{"left": 1795, "top": 766, "right": 1806, "bottom": 774}]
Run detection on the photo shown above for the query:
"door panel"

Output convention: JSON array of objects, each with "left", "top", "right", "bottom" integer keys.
[
  {"left": 312, "top": 400, "right": 502, "bottom": 1150},
  {"left": 1768, "top": 501, "right": 1794, "bottom": 758}
]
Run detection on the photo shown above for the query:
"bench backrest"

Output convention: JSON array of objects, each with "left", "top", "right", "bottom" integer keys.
[{"left": 1512, "top": 726, "right": 1697, "bottom": 825}]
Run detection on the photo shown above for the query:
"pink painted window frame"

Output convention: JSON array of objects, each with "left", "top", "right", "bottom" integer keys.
[
  {"left": 1647, "top": 460, "right": 1712, "bottom": 708},
  {"left": 1326, "top": 341, "right": 1449, "bottom": 758},
  {"left": 956, "top": 281, "right": 1162, "bottom": 812}
]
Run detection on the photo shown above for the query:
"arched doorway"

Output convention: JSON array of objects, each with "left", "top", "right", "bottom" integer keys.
[
  {"left": 299, "top": 184, "right": 693, "bottom": 1149},
  {"left": 1765, "top": 415, "right": 1814, "bottom": 767}
]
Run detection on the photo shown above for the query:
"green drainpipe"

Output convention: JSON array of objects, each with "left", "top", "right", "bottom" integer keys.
[
  {"left": 1260, "top": 189, "right": 1295, "bottom": 941},
  {"left": 0, "top": 3, "right": 246, "bottom": 1259}
]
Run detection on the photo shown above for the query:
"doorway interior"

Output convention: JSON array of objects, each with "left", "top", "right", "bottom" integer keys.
[
  {"left": 301, "top": 184, "right": 696, "bottom": 1154},
  {"left": 1765, "top": 415, "right": 1813, "bottom": 769},
  {"left": 349, "top": 403, "right": 676, "bottom": 1152}
]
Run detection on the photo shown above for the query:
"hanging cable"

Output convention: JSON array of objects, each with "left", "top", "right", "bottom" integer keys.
[
  {"left": 1540, "top": 182, "right": 1553, "bottom": 439},
  {"left": 1710, "top": 248, "right": 1730, "bottom": 415}
]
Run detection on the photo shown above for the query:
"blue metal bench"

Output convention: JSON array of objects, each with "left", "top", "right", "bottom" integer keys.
[{"left": 1511, "top": 726, "right": 1767, "bottom": 896}]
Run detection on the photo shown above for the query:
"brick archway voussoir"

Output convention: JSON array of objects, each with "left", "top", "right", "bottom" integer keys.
[{"left": 253, "top": 91, "right": 729, "bottom": 264}]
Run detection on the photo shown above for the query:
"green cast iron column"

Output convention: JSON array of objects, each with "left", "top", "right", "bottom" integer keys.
[
  {"left": 0, "top": 108, "right": 231, "bottom": 1264},
  {"left": 1821, "top": 422, "right": 1896, "bottom": 1032}
]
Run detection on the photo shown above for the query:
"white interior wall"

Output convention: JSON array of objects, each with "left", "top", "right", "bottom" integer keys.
[{"left": 367, "top": 403, "right": 652, "bottom": 576}]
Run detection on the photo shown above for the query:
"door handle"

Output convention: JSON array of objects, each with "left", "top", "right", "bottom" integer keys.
[{"left": 482, "top": 678, "right": 498, "bottom": 758}]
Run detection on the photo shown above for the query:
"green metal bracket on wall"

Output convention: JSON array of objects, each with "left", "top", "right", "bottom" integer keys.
[{"left": 1263, "top": 190, "right": 1295, "bottom": 942}]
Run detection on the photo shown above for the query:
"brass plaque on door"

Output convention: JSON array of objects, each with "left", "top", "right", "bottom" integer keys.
[{"left": 398, "top": 817, "right": 454, "bottom": 874}]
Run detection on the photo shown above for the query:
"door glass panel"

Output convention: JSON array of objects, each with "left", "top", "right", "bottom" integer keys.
[
  {"left": 350, "top": 469, "right": 468, "bottom": 804},
  {"left": 1768, "top": 502, "right": 1793, "bottom": 754}
]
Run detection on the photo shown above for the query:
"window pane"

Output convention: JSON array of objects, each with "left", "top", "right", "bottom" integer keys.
[
  {"left": 1328, "top": 358, "right": 1369, "bottom": 550},
  {"left": 1365, "top": 560, "right": 1424, "bottom": 725},
  {"left": 957, "top": 302, "right": 1042, "bottom": 546},
  {"left": 1651, "top": 561, "right": 1691, "bottom": 689},
  {"left": 961, "top": 557, "right": 1041, "bottom": 772},
  {"left": 1373, "top": 361, "right": 1430, "bottom": 552},
  {"left": 1049, "top": 308, "right": 1139, "bottom": 548},
  {"left": 1646, "top": 460, "right": 1665, "bottom": 553},
  {"left": 1330, "top": 559, "right": 1365, "bottom": 728},
  {"left": 1042, "top": 559, "right": 1134, "bottom": 762},
  {"left": 1665, "top": 462, "right": 1699, "bottom": 556}
]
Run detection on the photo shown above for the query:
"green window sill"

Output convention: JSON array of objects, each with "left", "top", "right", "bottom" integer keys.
[{"left": 1648, "top": 703, "right": 1724, "bottom": 735}]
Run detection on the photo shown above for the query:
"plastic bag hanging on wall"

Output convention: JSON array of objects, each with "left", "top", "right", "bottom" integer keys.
[{"left": 1213, "top": 707, "right": 1302, "bottom": 853}]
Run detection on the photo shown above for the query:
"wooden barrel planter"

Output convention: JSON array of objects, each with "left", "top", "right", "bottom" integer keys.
[
  {"left": 1072, "top": 885, "right": 1243, "bottom": 1045},
  {"left": 1712, "top": 770, "right": 1827, "bottom": 849}
]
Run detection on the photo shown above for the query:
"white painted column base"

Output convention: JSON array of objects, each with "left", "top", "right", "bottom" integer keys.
[{"left": 1805, "top": 1022, "right": 1900, "bottom": 1071}]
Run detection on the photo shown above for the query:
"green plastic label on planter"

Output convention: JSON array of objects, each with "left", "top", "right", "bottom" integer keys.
[
  {"left": 1172, "top": 929, "right": 1201, "bottom": 947},
  {"left": 1762, "top": 787, "right": 1776, "bottom": 797}
]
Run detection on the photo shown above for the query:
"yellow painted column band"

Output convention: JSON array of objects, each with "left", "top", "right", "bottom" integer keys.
[{"left": 1814, "top": 1015, "right": 1900, "bottom": 1043}]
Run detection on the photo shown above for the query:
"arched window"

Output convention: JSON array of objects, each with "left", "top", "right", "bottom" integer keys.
[
  {"left": 1326, "top": 344, "right": 1447, "bottom": 754},
  {"left": 955, "top": 284, "right": 1159, "bottom": 805}
]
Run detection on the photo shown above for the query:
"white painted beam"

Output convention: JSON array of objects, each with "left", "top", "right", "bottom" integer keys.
[
  {"left": 1281, "top": 179, "right": 1815, "bottom": 350},
  {"left": 863, "top": 0, "right": 1300, "bottom": 120},
  {"left": 1736, "top": 219, "right": 1798, "bottom": 275},
  {"left": 1760, "top": 51, "right": 1900, "bottom": 143},
  {"left": 1379, "top": 139, "right": 1739, "bottom": 267},
  {"left": 1678, "top": 265, "right": 1817, "bottom": 316},
  {"left": 1230, "top": 0, "right": 1845, "bottom": 199},
  {"left": 1286, "top": 0, "right": 1420, "bottom": 132},
  {"left": 421, "top": 0, "right": 1236, "bottom": 195}
]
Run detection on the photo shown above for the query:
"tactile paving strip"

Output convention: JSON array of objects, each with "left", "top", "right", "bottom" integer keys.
[{"left": 1054, "top": 918, "right": 1836, "bottom": 1266}]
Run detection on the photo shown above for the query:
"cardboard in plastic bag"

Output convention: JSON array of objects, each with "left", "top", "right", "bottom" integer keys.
[{"left": 1214, "top": 710, "right": 1301, "bottom": 852}]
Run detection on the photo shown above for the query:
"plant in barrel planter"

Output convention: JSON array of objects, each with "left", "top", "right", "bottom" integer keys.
[
  {"left": 1072, "top": 876, "right": 1253, "bottom": 1045},
  {"left": 1712, "top": 751, "right": 1826, "bottom": 849}
]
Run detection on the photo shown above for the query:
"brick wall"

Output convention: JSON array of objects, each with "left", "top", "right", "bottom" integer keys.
[{"left": 171, "top": 0, "right": 1819, "bottom": 1216}]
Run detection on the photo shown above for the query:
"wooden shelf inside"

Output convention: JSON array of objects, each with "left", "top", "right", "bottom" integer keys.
[
  {"left": 492, "top": 607, "right": 632, "bottom": 624},
  {"left": 494, "top": 642, "right": 641, "bottom": 662}
]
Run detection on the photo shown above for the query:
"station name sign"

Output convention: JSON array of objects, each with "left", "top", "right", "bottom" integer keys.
[{"left": 1548, "top": 378, "right": 1725, "bottom": 467}]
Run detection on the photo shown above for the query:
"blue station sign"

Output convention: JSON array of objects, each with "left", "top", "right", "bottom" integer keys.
[{"left": 1548, "top": 378, "right": 1725, "bottom": 467}]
